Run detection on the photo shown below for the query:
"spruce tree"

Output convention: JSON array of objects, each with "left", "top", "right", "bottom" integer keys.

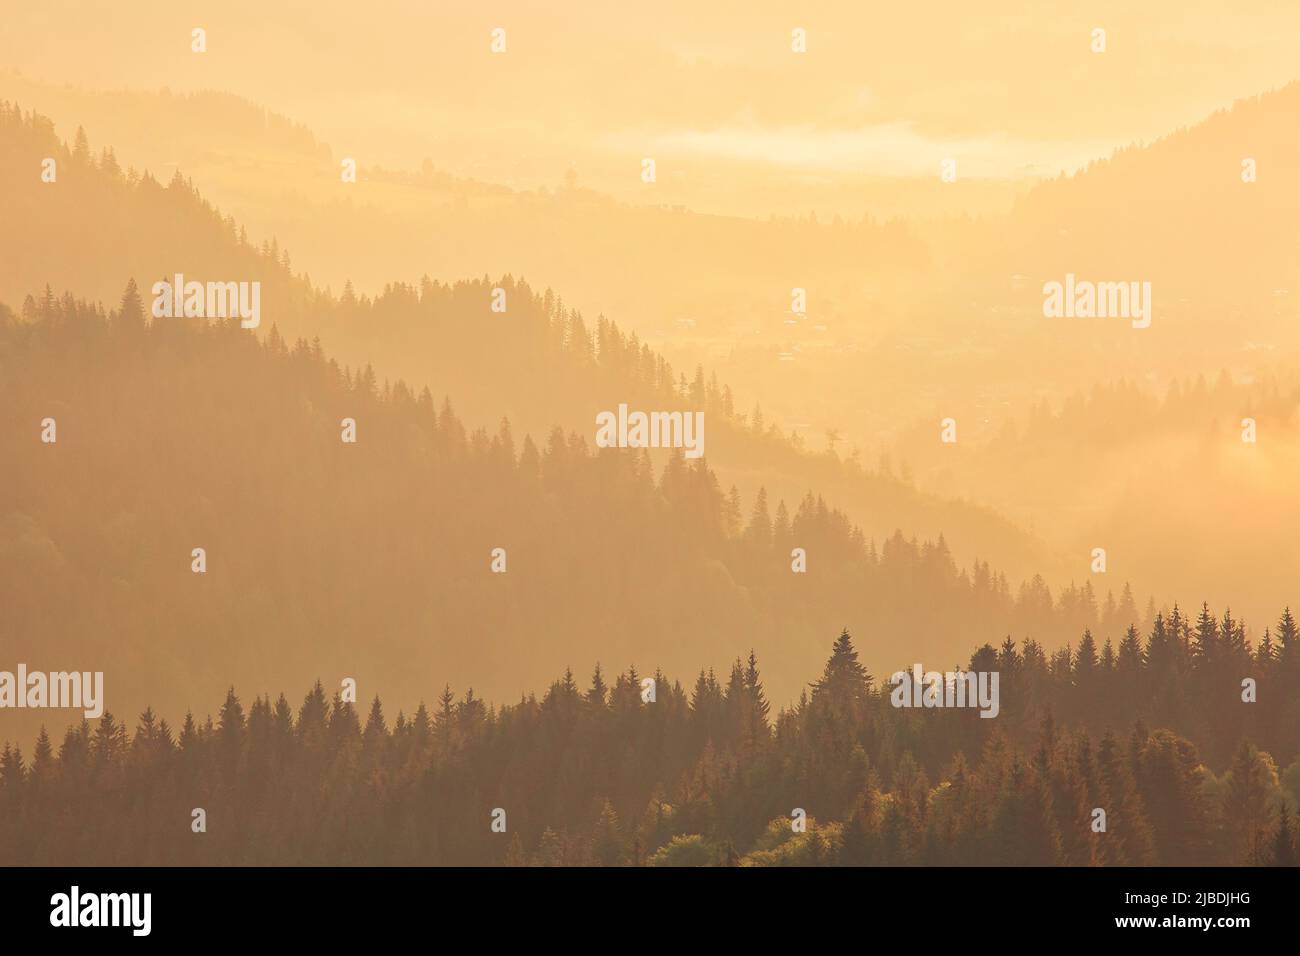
[
  {"left": 1277, "top": 607, "right": 1298, "bottom": 672},
  {"left": 812, "top": 628, "right": 872, "bottom": 704},
  {"left": 114, "top": 278, "right": 145, "bottom": 335},
  {"left": 1273, "top": 803, "right": 1295, "bottom": 867}
]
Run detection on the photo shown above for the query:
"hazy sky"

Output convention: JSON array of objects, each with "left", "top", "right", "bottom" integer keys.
[{"left": 4, "top": 0, "right": 1299, "bottom": 199}]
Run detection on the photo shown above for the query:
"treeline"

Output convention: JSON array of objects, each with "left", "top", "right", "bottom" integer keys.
[
  {"left": 892, "top": 357, "right": 1300, "bottom": 649},
  {"left": 899, "top": 371, "right": 1300, "bottom": 494},
  {"left": 0, "top": 101, "right": 303, "bottom": 314},
  {"left": 0, "top": 624, "right": 1295, "bottom": 866},
  {"left": 1001, "top": 81, "right": 1300, "bottom": 299}
]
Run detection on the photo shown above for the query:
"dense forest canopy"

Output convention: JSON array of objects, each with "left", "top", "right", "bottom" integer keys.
[{"left": 0, "top": 623, "right": 1295, "bottom": 866}]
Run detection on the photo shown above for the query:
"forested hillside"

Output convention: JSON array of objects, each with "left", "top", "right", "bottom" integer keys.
[
  {"left": 2, "top": 291, "right": 1141, "bottom": 744},
  {"left": 0, "top": 100, "right": 1053, "bottom": 585},
  {"left": 2, "top": 5, "right": 1298, "bottom": 879}
]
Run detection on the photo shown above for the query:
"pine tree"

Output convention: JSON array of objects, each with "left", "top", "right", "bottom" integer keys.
[
  {"left": 0, "top": 744, "right": 25, "bottom": 802},
  {"left": 1192, "top": 602, "right": 1218, "bottom": 666},
  {"left": 114, "top": 278, "right": 145, "bottom": 335},
  {"left": 592, "top": 800, "right": 623, "bottom": 866},
  {"left": 435, "top": 685, "right": 456, "bottom": 743},
  {"left": 1220, "top": 608, "right": 1248, "bottom": 661},
  {"left": 1255, "top": 629, "right": 1275, "bottom": 668},
  {"left": 722, "top": 660, "right": 748, "bottom": 744},
  {"left": 1074, "top": 629, "right": 1098, "bottom": 695},
  {"left": 1277, "top": 607, "right": 1298, "bottom": 672},
  {"left": 363, "top": 696, "right": 387, "bottom": 746},
  {"left": 1273, "top": 803, "right": 1295, "bottom": 867},
  {"left": 218, "top": 687, "right": 245, "bottom": 754},
  {"left": 72, "top": 125, "right": 90, "bottom": 164},
  {"left": 1138, "top": 730, "right": 1211, "bottom": 865},
  {"left": 1224, "top": 741, "right": 1274, "bottom": 863},
  {"left": 746, "top": 487, "right": 772, "bottom": 548},
  {"left": 744, "top": 650, "right": 771, "bottom": 744},
  {"left": 586, "top": 664, "right": 608, "bottom": 708},
  {"left": 812, "top": 629, "right": 872, "bottom": 704},
  {"left": 29, "top": 728, "right": 53, "bottom": 791},
  {"left": 535, "top": 827, "right": 564, "bottom": 867},
  {"left": 504, "top": 832, "right": 528, "bottom": 867},
  {"left": 1097, "top": 730, "right": 1156, "bottom": 864}
]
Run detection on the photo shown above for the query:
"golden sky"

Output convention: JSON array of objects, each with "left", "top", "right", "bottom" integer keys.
[{"left": 4, "top": 0, "right": 1299, "bottom": 205}]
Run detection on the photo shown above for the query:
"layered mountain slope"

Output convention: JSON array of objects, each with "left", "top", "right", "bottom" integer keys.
[
  {"left": 0, "top": 299, "right": 1115, "bottom": 747},
  {"left": 0, "top": 100, "right": 1053, "bottom": 585}
]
